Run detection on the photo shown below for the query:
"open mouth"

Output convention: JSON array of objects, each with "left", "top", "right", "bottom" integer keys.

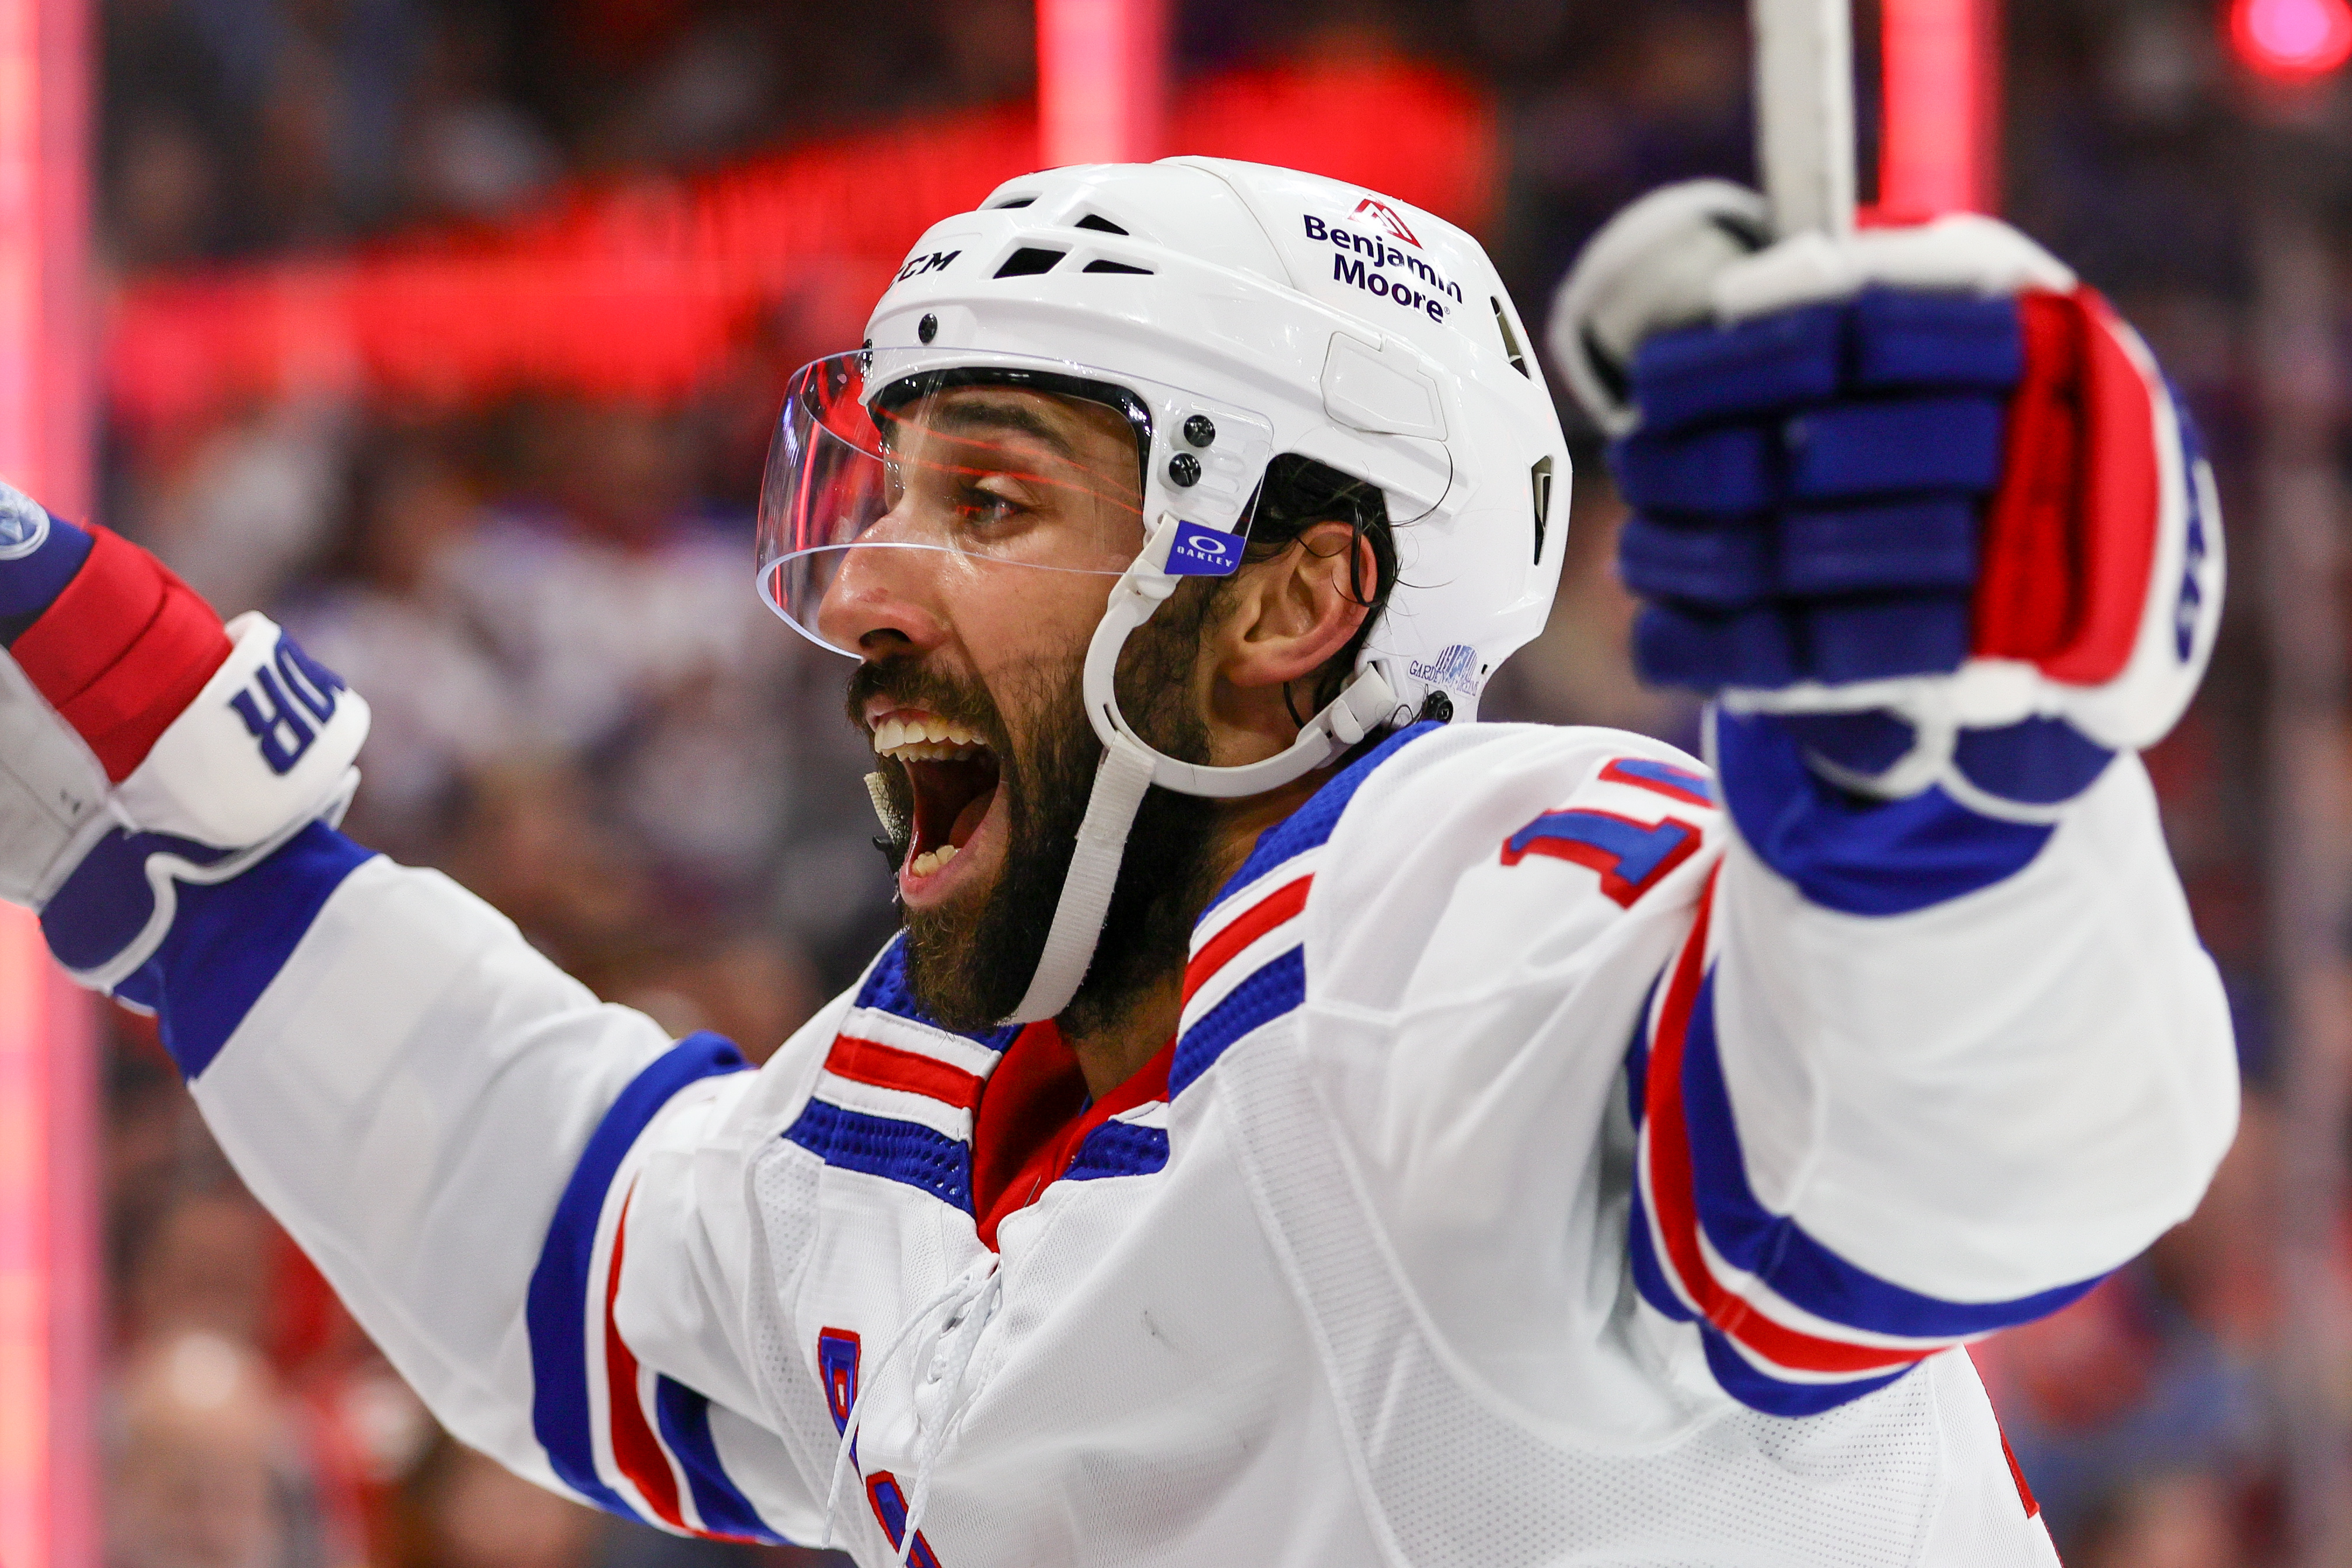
[{"left": 872, "top": 710, "right": 1001, "bottom": 879}]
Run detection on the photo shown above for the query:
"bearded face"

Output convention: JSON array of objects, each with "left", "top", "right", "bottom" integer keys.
[
  {"left": 846, "top": 587, "right": 1222, "bottom": 1033},
  {"left": 815, "top": 380, "right": 1237, "bottom": 1032}
]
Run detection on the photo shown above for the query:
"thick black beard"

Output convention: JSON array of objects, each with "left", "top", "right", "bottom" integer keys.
[{"left": 845, "top": 593, "right": 1224, "bottom": 1035}]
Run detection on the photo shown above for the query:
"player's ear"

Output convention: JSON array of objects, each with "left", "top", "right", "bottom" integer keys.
[{"left": 1210, "top": 520, "right": 1376, "bottom": 693}]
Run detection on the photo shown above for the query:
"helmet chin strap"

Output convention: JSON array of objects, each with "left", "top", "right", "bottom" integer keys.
[{"left": 1000, "top": 515, "right": 1397, "bottom": 1025}]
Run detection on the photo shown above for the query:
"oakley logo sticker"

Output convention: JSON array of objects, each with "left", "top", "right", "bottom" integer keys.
[{"left": 1167, "top": 519, "right": 1241, "bottom": 577}]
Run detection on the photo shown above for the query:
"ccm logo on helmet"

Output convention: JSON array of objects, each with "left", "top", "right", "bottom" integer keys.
[
  {"left": 895, "top": 248, "right": 961, "bottom": 283},
  {"left": 1302, "top": 215, "right": 1462, "bottom": 324}
]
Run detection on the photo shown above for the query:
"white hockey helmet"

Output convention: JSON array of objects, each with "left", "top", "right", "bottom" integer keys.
[{"left": 758, "top": 157, "right": 1570, "bottom": 1021}]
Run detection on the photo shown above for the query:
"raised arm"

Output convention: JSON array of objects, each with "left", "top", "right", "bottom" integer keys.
[
  {"left": 0, "top": 487, "right": 819, "bottom": 1536},
  {"left": 1552, "top": 190, "right": 2238, "bottom": 1414}
]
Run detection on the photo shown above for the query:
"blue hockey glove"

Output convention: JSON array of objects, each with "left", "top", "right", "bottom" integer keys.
[
  {"left": 1549, "top": 183, "right": 2222, "bottom": 816},
  {"left": 0, "top": 481, "right": 368, "bottom": 1000}
]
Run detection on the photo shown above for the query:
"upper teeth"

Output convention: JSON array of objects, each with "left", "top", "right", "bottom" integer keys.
[{"left": 874, "top": 714, "right": 985, "bottom": 760}]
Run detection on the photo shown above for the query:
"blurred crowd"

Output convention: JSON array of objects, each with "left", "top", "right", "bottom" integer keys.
[{"left": 90, "top": 0, "right": 2325, "bottom": 1564}]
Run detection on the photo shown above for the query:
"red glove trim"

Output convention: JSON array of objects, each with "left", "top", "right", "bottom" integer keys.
[
  {"left": 1973, "top": 291, "right": 2083, "bottom": 662},
  {"left": 11, "top": 526, "right": 232, "bottom": 782},
  {"left": 2043, "top": 291, "right": 2162, "bottom": 684},
  {"left": 1973, "top": 288, "right": 2162, "bottom": 686}
]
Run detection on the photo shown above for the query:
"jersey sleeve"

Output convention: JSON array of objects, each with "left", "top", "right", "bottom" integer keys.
[
  {"left": 1625, "top": 710, "right": 2238, "bottom": 1415},
  {"left": 165, "top": 823, "right": 846, "bottom": 1541}
]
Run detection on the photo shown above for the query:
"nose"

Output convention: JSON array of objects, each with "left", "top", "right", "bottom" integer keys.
[{"left": 815, "top": 541, "right": 952, "bottom": 656}]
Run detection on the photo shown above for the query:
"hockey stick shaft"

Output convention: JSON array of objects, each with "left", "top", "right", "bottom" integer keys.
[{"left": 1751, "top": 0, "right": 1858, "bottom": 239}]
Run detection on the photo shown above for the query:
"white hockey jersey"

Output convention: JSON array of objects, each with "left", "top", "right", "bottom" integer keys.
[{"left": 164, "top": 717, "right": 2236, "bottom": 1566}]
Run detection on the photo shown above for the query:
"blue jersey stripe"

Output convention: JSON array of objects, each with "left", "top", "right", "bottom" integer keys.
[
  {"left": 652, "top": 1378, "right": 795, "bottom": 1544},
  {"left": 1170, "top": 945, "right": 1306, "bottom": 1099},
  {"left": 1065, "top": 1120, "right": 1170, "bottom": 1181},
  {"left": 854, "top": 937, "right": 1022, "bottom": 1053},
  {"left": 136, "top": 822, "right": 375, "bottom": 1079},
  {"left": 1625, "top": 1186, "right": 1694, "bottom": 1325},
  {"left": 525, "top": 1032, "right": 749, "bottom": 1521},
  {"left": 782, "top": 1099, "right": 973, "bottom": 1213},
  {"left": 1698, "top": 1330, "right": 1915, "bottom": 1417},
  {"left": 1632, "top": 1185, "right": 1918, "bottom": 1417},
  {"left": 1676, "top": 969, "right": 2104, "bottom": 1339}
]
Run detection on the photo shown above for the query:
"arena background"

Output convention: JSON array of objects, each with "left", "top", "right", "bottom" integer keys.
[{"left": 0, "top": 0, "right": 2347, "bottom": 1562}]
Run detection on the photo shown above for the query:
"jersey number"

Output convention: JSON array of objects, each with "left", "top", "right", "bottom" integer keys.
[{"left": 1502, "top": 808, "right": 1700, "bottom": 906}]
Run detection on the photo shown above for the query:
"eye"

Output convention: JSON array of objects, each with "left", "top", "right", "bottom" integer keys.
[{"left": 955, "top": 479, "right": 1029, "bottom": 529}]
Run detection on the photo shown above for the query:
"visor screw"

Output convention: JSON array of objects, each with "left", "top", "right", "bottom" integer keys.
[
  {"left": 918, "top": 313, "right": 939, "bottom": 344},
  {"left": 1420, "top": 691, "right": 1454, "bottom": 724},
  {"left": 1182, "top": 414, "right": 1217, "bottom": 448},
  {"left": 1167, "top": 452, "right": 1203, "bottom": 487}
]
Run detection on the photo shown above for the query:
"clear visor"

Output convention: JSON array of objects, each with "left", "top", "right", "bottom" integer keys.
[{"left": 757, "top": 349, "right": 1271, "bottom": 655}]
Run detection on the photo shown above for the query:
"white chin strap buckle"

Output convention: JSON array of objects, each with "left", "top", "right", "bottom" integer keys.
[{"left": 1000, "top": 516, "right": 1397, "bottom": 1025}]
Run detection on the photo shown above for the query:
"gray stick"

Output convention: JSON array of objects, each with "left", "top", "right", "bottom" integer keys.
[{"left": 1751, "top": 0, "right": 1857, "bottom": 239}]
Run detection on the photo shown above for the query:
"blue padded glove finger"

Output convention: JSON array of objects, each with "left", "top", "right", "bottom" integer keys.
[
  {"left": 1777, "top": 501, "right": 1978, "bottom": 596},
  {"left": 1786, "top": 395, "right": 2009, "bottom": 501},
  {"left": 1629, "top": 303, "right": 1845, "bottom": 433},
  {"left": 1618, "top": 514, "right": 1776, "bottom": 608}
]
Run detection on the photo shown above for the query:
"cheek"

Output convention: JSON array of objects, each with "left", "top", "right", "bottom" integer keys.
[{"left": 958, "top": 563, "right": 1114, "bottom": 679}]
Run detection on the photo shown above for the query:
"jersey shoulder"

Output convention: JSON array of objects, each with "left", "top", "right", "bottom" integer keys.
[{"left": 1294, "top": 721, "right": 1723, "bottom": 1015}]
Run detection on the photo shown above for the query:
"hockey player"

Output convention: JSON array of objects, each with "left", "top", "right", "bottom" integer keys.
[{"left": 1, "top": 160, "right": 2232, "bottom": 1564}]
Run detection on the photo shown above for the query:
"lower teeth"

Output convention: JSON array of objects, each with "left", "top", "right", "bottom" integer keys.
[{"left": 909, "top": 843, "right": 961, "bottom": 878}]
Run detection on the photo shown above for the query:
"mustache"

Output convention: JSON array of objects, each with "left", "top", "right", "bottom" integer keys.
[{"left": 843, "top": 659, "right": 1009, "bottom": 752}]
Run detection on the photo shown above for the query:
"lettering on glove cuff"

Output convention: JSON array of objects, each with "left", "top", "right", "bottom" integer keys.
[{"left": 111, "top": 612, "right": 371, "bottom": 847}]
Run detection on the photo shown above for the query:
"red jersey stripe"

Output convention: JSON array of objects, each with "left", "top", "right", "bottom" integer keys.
[
  {"left": 1182, "top": 875, "right": 1311, "bottom": 1010},
  {"left": 1639, "top": 875, "right": 1934, "bottom": 1379},
  {"left": 602, "top": 1187, "right": 688, "bottom": 1530},
  {"left": 826, "top": 1035, "right": 984, "bottom": 1111}
]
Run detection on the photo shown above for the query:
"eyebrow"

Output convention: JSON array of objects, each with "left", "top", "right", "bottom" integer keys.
[{"left": 904, "top": 397, "right": 1082, "bottom": 462}]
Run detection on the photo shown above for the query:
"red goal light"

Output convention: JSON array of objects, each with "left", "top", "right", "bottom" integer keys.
[{"left": 2230, "top": 0, "right": 2352, "bottom": 80}]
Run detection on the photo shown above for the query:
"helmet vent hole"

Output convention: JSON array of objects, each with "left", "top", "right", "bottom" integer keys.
[
  {"left": 996, "top": 247, "right": 1067, "bottom": 278},
  {"left": 1074, "top": 214, "right": 1129, "bottom": 235},
  {"left": 1492, "top": 297, "right": 1531, "bottom": 378},
  {"left": 1082, "top": 260, "right": 1153, "bottom": 275},
  {"left": 1529, "top": 456, "right": 1555, "bottom": 564},
  {"left": 988, "top": 194, "right": 1037, "bottom": 208}
]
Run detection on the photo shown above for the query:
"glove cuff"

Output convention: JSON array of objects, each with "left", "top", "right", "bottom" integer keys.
[
  {"left": 35, "top": 612, "right": 370, "bottom": 993},
  {"left": 113, "top": 611, "right": 371, "bottom": 845}
]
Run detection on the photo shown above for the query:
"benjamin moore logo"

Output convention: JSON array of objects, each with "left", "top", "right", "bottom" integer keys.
[
  {"left": 1409, "top": 644, "right": 1481, "bottom": 695},
  {"left": 0, "top": 489, "right": 49, "bottom": 561},
  {"left": 1352, "top": 198, "right": 1421, "bottom": 248},
  {"left": 1300, "top": 215, "right": 1463, "bottom": 325}
]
